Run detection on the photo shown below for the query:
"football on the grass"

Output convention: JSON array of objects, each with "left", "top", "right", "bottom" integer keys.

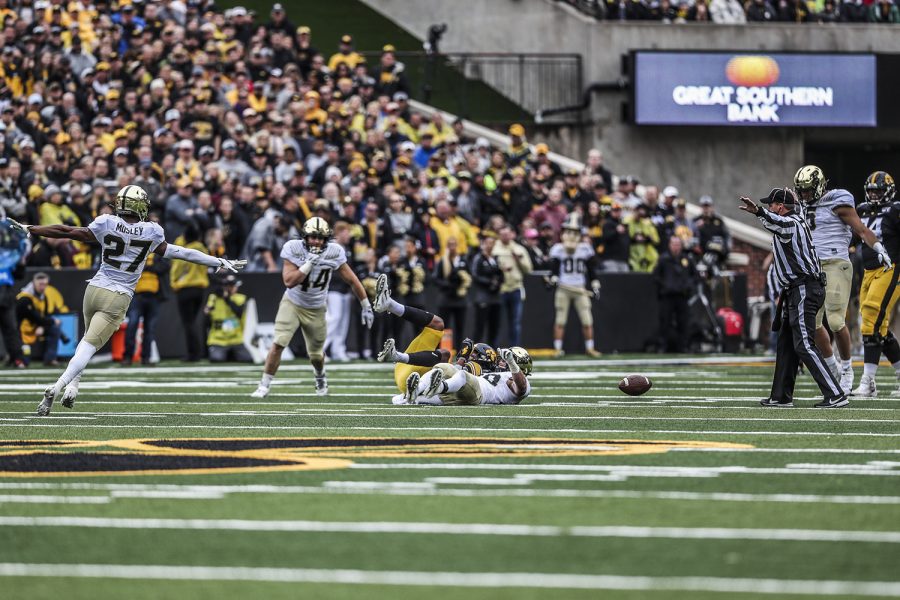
[{"left": 619, "top": 375, "right": 652, "bottom": 396}]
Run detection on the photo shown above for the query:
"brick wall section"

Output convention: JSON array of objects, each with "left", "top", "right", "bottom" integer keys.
[{"left": 733, "top": 240, "right": 771, "bottom": 298}]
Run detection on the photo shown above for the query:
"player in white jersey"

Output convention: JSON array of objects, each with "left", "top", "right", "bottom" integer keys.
[
  {"left": 251, "top": 217, "right": 374, "bottom": 398},
  {"left": 794, "top": 165, "right": 889, "bottom": 394},
  {"left": 7, "top": 185, "right": 245, "bottom": 416},
  {"left": 548, "top": 215, "right": 601, "bottom": 357},
  {"left": 398, "top": 347, "right": 532, "bottom": 406}
]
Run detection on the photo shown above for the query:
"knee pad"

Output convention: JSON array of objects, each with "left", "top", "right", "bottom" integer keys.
[
  {"left": 825, "top": 309, "right": 846, "bottom": 333},
  {"left": 863, "top": 334, "right": 883, "bottom": 365},
  {"left": 308, "top": 352, "right": 324, "bottom": 363},
  {"left": 883, "top": 332, "right": 900, "bottom": 364}
]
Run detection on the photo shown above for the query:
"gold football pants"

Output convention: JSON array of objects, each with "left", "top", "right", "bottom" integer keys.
[
  {"left": 394, "top": 326, "right": 444, "bottom": 392},
  {"left": 860, "top": 266, "right": 900, "bottom": 338}
]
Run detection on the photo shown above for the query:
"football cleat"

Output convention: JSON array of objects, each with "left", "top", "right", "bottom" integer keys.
[
  {"left": 391, "top": 393, "right": 409, "bottom": 405},
  {"left": 814, "top": 395, "right": 849, "bottom": 409},
  {"left": 250, "top": 386, "right": 270, "bottom": 399},
  {"left": 851, "top": 374, "right": 877, "bottom": 397},
  {"left": 422, "top": 368, "right": 444, "bottom": 399},
  {"left": 839, "top": 364, "right": 854, "bottom": 395},
  {"left": 405, "top": 372, "right": 420, "bottom": 404},
  {"left": 373, "top": 273, "right": 391, "bottom": 313},
  {"left": 61, "top": 382, "right": 79, "bottom": 409},
  {"left": 585, "top": 348, "right": 602, "bottom": 357},
  {"left": 377, "top": 338, "right": 399, "bottom": 363},
  {"left": 315, "top": 375, "right": 328, "bottom": 396},
  {"left": 36, "top": 386, "right": 59, "bottom": 417},
  {"left": 760, "top": 397, "right": 793, "bottom": 408}
]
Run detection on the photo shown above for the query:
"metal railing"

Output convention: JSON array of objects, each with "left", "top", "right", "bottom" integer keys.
[{"left": 361, "top": 51, "right": 583, "bottom": 125}]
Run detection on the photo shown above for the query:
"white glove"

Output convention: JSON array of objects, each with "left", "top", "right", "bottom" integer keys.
[
  {"left": 360, "top": 298, "right": 374, "bottom": 329},
  {"left": 499, "top": 348, "right": 520, "bottom": 374},
  {"left": 874, "top": 242, "right": 892, "bottom": 272},
  {"left": 216, "top": 258, "right": 247, "bottom": 274},
  {"left": 591, "top": 279, "right": 601, "bottom": 299},
  {"left": 5, "top": 218, "right": 30, "bottom": 236},
  {"left": 299, "top": 253, "right": 321, "bottom": 275}
]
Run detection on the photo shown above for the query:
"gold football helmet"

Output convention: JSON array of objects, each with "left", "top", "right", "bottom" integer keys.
[
  {"left": 507, "top": 346, "right": 533, "bottom": 376},
  {"left": 115, "top": 185, "right": 150, "bottom": 221},
  {"left": 302, "top": 216, "right": 332, "bottom": 254},
  {"left": 793, "top": 165, "right": 827, "bottom": 205}
]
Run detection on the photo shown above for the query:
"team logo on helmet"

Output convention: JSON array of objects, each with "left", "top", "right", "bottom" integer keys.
[
  {"left": 470, "top": 343, "right": 499, "bottom": 372},
  {"left": 865, "top": 171, "right": 896, "bottom": 205},
  {"left": 302, "top": 217, "right": 332, "bottom": 254},
  {"left": 115, "top": 185, "right": 150, "bottom": 221},
  {"left": 793, "top": 165, "right": 827, "bottom": 205},
  {"left": 507, "top": 346, "right": 533, "bottom": 376}
]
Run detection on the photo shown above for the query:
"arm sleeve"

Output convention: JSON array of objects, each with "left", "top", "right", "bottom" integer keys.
[{"left": 163, "top": 243, "right": 221, "bottom": 268}]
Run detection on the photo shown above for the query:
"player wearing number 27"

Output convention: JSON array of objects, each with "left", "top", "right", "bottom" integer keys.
[
  {"left": 251, "top": 217, "right": 374, "bottom": 398},
  {"left": 5, "top": 185, "right": 247, "bottom": 416}
]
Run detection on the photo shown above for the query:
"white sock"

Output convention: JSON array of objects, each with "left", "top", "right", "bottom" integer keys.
[
  {"left": 841, "top": 359, "right": 852, "bottom": 371},
  {"left": 444, "top": 370, "right": 468, "bottom": 394},
  {"left": 67, "top": 374, "right": 82, "bottom": 389},
  {"left": 314, "top": 368, "right": 325, "bottom": 378},
  {"left": 863, "top": 363, "right": 878, "bottom": 378},
  {"left": 585, "top": 340, "right": 595, "bottom": 351},
  {"left": 55, "top": 341, "right": 97, "bottom": 390},
  {"left": 387, "top": 298, "right": 405, "bottom": 316},
  {"left": 396, "top": 351, "right": 410, "bottom": 363},
  {"left": 260, "top": 373, "right": 274, "bottom": 388},
  {"left": 824, "top": 354, "right": 838, "bottom": 373},
  {"left": 892, "top": 360, "right": 900, "bottom": 377},
  {"left": 553, "top": 339, "right": 563, "bottom": 351}
]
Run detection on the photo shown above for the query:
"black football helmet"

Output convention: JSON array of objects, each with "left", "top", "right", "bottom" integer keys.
[
  {"left": 864, "top": 171, "right": 896, "bottom": 205},
  {"left": 470, "top": 343, "right": 499, "bottom": 372}
]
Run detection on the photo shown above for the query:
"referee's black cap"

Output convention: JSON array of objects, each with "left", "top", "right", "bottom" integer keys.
[{"left": 760, "top": 187, "right": 798, "bottom": 206}]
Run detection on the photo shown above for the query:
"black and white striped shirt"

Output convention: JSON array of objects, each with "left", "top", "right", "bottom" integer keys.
[{"left": 758, "top": 208, "right": 821, "bottom": 289}]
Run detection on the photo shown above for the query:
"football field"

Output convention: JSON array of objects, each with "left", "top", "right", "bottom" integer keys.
[{"left": 0, "top": 356, "right": 898, "bottom": 599}]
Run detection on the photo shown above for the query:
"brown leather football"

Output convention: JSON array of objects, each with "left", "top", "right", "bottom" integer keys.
[{"left": 618, "top": 375, "right": 653, "bottom": 396}]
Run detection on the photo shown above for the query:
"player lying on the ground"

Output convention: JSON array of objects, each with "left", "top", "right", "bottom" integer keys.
[
  {"left": 7, "top": 185, "right": 246, "bottom": 416},
  {"left": 397, "top": 347, "right": 532, "bottom": 406}
]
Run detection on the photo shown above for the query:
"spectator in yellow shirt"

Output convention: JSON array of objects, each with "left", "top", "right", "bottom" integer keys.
[
  {"left": 328, "top": 34, "right": 363, "bottom": 71},
  {"left": 204, "top": 274, "right": 252, "bottom": 363},
  {"left": 170, "top": 226, "right": 210, "bottom": 362}
]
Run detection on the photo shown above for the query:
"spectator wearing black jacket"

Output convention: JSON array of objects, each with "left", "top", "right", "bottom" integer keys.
[
  {"left": 433, "top": 236, "right": 471, "bottom": 350},
  {"left": 598, "top": 203, "right": 630, "bottom": 272},
  {"left": 653, "top": 236, "right": 699, "bottom": 353},
  {"left": 470, "top": 235, "right": 503, "bottom": 348}
]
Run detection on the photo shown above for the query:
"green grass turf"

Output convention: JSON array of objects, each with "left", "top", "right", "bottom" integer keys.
[{"left": 0, "top": 357, "right": 899, "bottom": 599}]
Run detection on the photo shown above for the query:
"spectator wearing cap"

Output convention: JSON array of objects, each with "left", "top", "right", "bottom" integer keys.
[
  {"left": 395, "top": 234, "right": 428, "bottom": 340},
  {"left": 692, "top": 195, "right": 730, "bottom": 269},
  {"left": 533, "top": 143, "right": 562, "bottom": 179},
  {"left": 65, "top": 37, "right": 97, "bottom": 82},
  {"left": 265, "top": 2, "right": 295, "bottom": 37},
  {"left": 563, "top": 168, "right": 591, "bottom": 210},
  {"left": 597, "top": 202, "right": 631, "bottom": 272},
  {"left": 452, "top": 171, "right": 483, "bottom": 227},
  {"left": 489, "top": 172, "right": 530, "bottom": 229},
  {"left": 214, "top": 140, "right": 252, "bottom": 182},
  {"left": 165, "top": 177, "right": 200, "bottom": 243},
  {"left": 169, "top": 225, "right": 209, "bottom": 362},
  {"left": 135, "top": 159, "right": 164, "bottom": 212},
  {"left": 493, "top": 224, "right": 533, "bottom": 347},
  {"left": 16, "top": 271, "right": 69, "bottom": 366},
  {"left": 505, "top": 124, "right": 529, "bottom": 167},
  {"left": 412, "top": 132, "right": 437, "bottom": 170},
  {"left": 432, "top": 235, "right": 471, "bottom": 350},
  {"left": 328, "top": 34, "right": 363, "bottom": 72},
  {"left": 373, "top": 44, "right": 410, "bottom": 99},
  {"left": 294, "top": 25, "right": 318, "bottom": 78},
  {"left": 616, "top": 175, "right": 643, "bottom": 210},
  {"left": 660, "top": 185, "right": 680, "bottom": 218},
  {"left": 422, "top": 112, "right": 455, "bottom": 147},
  {"left": 627, "top": 203, "right": 660, "bottom": 273},
  {"left": 470, "top": 234, "right": 504, "bottom": 348}
]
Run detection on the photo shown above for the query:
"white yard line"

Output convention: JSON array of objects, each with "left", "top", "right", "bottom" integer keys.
[
  {"left": 0, "top": 495, "right": 110, "bottom": 504},
  {"left": 7, "top": 423, "right": 900, "bottom": 436},
  {"left": 1, "top": 563, "right": 897, "bottom": 596},
  {"left": 1, "top": 516, "right": 898, "bottom": 544},
  {"left": 0, "top": 482, "right": 898, "bottom": 505}
]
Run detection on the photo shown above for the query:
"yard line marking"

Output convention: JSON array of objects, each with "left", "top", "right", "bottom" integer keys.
[
  {"left": 0, "top": 495, "right": 110, "bottom": 504},
  {"left": 3, "top": 411, "right": 897, "bottom": 424},
  {"left": 2, "top": 516, "right": 899, "bottom": 544},
  {"left": 8, "top": 423, "right": 900, "bottom": 436},
  {"left": 2, "top": 563, "right": 898, "bottom": 595},
  {"left": 1, "top": 483, "right": 898, "bottom": 505}
]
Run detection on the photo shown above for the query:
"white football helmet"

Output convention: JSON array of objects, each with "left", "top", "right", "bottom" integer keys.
[
  {"left": 302, "top": 216, "right": 332, "bottom": 254},
  {"left": 115, "top": 185, "right": 150, "bottom": 221}
]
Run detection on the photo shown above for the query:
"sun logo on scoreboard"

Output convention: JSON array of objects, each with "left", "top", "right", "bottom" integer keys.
[{"left": 725, "top": 56, "right": 780, "bottom": 87}]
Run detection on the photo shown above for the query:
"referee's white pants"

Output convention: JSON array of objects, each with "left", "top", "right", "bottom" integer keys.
[{"left": 325, "top": 291, "right": 352, "bottom": 361}]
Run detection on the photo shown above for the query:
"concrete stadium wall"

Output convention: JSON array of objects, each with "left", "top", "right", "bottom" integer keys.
[{"left": 361, "top": 0, "right": 900, "bottom": 226}]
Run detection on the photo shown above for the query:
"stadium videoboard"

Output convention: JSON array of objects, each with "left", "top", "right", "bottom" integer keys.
[{"left": 632, "top": 51, "right": 877, "bottom": 127}]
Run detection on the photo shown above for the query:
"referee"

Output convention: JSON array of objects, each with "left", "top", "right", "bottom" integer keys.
[{"left": 739, "top": 189, "right": 848, "bottom": 408}]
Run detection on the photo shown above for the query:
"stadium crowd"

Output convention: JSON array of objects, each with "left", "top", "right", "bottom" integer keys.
[
  {"left": 0, "top": 0, "right": 732, "bottom": 365},
  {"left": 559, "top": 0, "right": 900, "bottom": 23}
]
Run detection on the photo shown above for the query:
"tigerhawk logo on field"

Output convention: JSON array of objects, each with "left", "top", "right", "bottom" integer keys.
[{"left": 0, "top": 438, "right": 753, "bottom": 477}]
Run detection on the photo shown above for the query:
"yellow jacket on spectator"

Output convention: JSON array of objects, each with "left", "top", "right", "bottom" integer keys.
[
  {"left": 170, "top": 238, "right": 210, "bottom": 291},
  {"left": 421, "top": 122, "right": 454, "bottom": 145},
  {"left": 627, "top": 217, "right": 660, "bottom": 273},
  {"left": 17, "top": 284, "right": 69, "bottom": 345},
  {"left": 432, "top": 217, "right": 469, "bottom": 256},
  {"left": 206, "top": 292, "right": 247, "bottom": 347},
  {"left": 135, "top": 253, "right": 161, "bottom": 295},
  {"left": 39, "top": 202, "right": 80, "bottom": 227},
  {"left": 328, "top": 51, "right": 364, "bottom": 71},
  {"left": 175, "top": 158, "right": 202, "bottom": 181}
]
